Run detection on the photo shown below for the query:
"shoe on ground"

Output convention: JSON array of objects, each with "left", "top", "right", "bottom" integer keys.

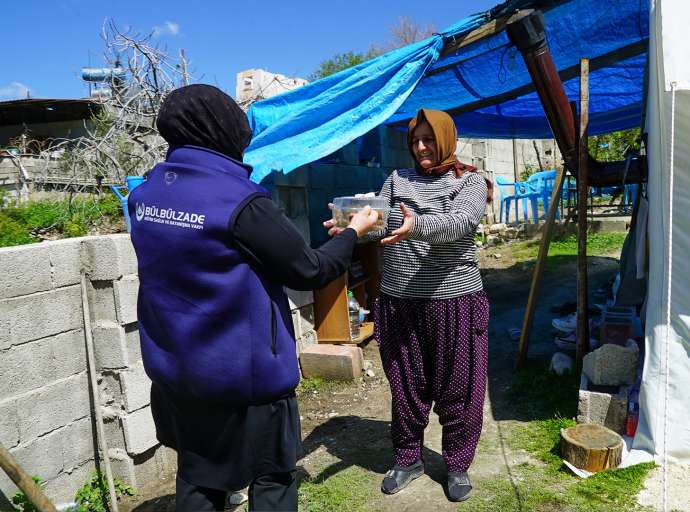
[
  {"left": 554, "top": 331, "right": 597, "bottom": 351},
  {"left": 381, "top": 460, "right": 424, "bottom": 494},
  {"left": 552, "top": 313, "right": 576, "bottom": 332},
  {"left": 446, "top": 472, "right": 472, "bottom": 502}
]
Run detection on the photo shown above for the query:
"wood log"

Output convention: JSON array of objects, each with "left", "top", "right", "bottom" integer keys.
[{"left": 560, "top": 424, "right": 624, "bottom": 472}]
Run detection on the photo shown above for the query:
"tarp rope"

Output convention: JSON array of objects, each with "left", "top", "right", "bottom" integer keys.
[{"left": 662, "top": 81, "right": 676, "bottom": 512}]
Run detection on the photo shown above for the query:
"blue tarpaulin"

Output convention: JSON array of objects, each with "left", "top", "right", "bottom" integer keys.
[{"left": 245, "top": 0, "right": 649, "bottom": 183}]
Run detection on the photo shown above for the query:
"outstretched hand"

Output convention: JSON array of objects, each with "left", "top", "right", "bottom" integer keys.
[{"left": 380, "top": 203, "right": 414, "bottom": 245}]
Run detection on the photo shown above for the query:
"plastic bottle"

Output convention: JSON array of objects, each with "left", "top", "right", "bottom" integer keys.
[
  {"left": 347, "top": 291, "right": 361, "bottom": 339},
  {"left": 626, "top": 388, "right": 640, "bottom": 437}
]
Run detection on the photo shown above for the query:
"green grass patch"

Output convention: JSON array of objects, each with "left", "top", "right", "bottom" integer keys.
[
  {"left": 510, "top": 232, "right": 627, "bottom": 268},
  {"left": 298, "top": 465, "right": 375, "bottom": 512},
  {"left": 0, "top": 193, "right": 122, "bottom": 247},
  {"left": 482, "top": 359, "right": 655, "bottom": 511},
  {"left": 465, "top": 462, "right": 655, "bottom": 512},
  {"left": 297, "top": 377, "right": 327, "bottom": 395}
]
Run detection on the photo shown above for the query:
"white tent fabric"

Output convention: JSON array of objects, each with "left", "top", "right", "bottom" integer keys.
[{"left": 633, "top": 0, "right": 690, "bottom": 465}]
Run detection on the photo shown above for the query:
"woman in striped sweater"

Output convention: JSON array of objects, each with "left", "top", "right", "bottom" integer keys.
[{"left": 326, "top": 108, "right": 490, "bottom": 502}]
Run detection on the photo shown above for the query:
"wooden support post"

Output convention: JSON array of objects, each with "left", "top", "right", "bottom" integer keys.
[
  {"left": 515, "top": 165, "right": 567, "bottom": 368},
  {"left": 0, "top": 442, "right": 57, "bottom": 512},
  {"left": 576, "top": 59, "right": 590, "bottom": 368}
]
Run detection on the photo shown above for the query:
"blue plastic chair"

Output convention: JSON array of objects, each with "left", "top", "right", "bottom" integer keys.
[
  {"left": 527, "top": 170, "right": 560, "bottom": 219},
  {"left": 111, "top": 176, "right": 146, "bottom": 232},
  {"left": 494, "top": 176, "right": 517, "bottom": 223},
  {"left": 495, "top": 176, "right": 540, "bottom": 223}
]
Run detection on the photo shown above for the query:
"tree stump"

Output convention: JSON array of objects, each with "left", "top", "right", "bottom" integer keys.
[{"left": 560, "top": 424, "right": 624, "bottom": 472}]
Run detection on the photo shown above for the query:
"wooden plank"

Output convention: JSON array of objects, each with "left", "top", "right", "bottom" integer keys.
[
  {"left": 576, "top": 59, "right": 591, "bottom": 368},
  {"left": 515, "top": 165, "right": 567, "bottom": 368},
  {"left": 439, "top": 9, "right": 535, "bottom": 58},
  {"left": 0, "top": 442, "right": 57, "bottom": 512},
  {"left": 313, "top": 274, "right": 351, "bottom": 343}
]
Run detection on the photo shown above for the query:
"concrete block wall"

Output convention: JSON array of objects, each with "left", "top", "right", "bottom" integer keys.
[
  {"left": 0, "top": 235, "right": 172, "bottom": 510},
  {"left": 0, "top": 233, "right": 324, "bottom": 509}
]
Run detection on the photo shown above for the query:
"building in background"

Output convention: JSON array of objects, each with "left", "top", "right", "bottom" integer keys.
[{"left": 236, "top": 69, "right": 308, "bottom": 109}]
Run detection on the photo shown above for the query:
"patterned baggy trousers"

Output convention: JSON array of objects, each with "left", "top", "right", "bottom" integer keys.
[{"left": 374, "top": 290, "right": 489, "bottom": 472}]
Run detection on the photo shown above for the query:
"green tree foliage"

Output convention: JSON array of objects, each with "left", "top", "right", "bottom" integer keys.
[
  {"left": 588, "top": 128, "right": 641, "bottom": 162},
  {"left": 309, "top": 48, "right": 383, "bottom": 81},
  {"left": 309, "top": 17, "right": 435, "bottom": 81}
]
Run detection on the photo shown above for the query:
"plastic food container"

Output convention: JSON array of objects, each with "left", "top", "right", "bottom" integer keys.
[{"left": 332, "top": 195, "right": 389, "bottom": 230}]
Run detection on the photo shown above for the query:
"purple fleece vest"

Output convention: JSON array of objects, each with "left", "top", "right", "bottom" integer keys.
[{"left": 129, "top": 145, "right": 299, "bottom": 405}]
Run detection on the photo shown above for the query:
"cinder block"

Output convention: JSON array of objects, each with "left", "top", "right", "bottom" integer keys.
[
  {"left": 109, "top": 361, "right": 151, "bottom": 413},
  {"left": 81, "top": 234, "right": 138, "bottom": 281},
  {"left": 0, "top": 330, "right": 85, "bottom": 401},
  {"left": 0, "top": 285, "right": 83, "bottom": 349},
  {"left": 51, "top": 329, "right": 87, "bottom": 379},
  {"left": 17, "top": 372, "right": 91, "bottom": 441},
  {"left": 114, "top": 275, "right": 139, "bottom": 325},
  {"left": 87, "top": 281, "right": 117, "bottom": 324},
  {"left": 60, "top": 418, "right": 96, "bottom": 472},
  {"left": 92, "top": 321, "right": 129, "bottom": 369},
  {"left": 8, "top": 429, "right": 66, "bottom": 484},
  {"left": 124, "top": 323, "right": 142, "bottom": 363},
  {"left": 0, "top": 244, "right": 52, "bottom": 299},
  {"left": 299, "top": 344, "right": 363, "bottom": 381},
  {"left": 109, "top": 452, "right": 138, "bottom": 487},
  {"left": 47, "top": 238, "right": 83, "bottom": 288},
  {"left": 577, "top": 373, "right": 629, "bottom": 434},
  {"left": 43, "top": 459, "right": 95, "bottom": 506},
  {"left": 121, "top": 406, "right": 158, "bottom": 455},
  {"left": 0, "top": 399, "right": 19, "bottom": 448}
]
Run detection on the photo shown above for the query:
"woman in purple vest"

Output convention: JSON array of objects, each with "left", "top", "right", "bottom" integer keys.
[
  {"left": 325, "top": 108, "right": 490, "bottom": 503},
  {"left": 128, "top": 84, "right": 378, "bottom": 512}
]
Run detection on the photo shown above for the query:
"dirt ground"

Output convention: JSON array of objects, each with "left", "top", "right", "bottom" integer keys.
[{"left": 123, "top": 242, "right": 632, "bottom": 511}]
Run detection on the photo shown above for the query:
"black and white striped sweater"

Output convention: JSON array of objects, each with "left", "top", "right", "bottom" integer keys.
[{"left": 369, "top": 168, "right": 487, "bottom": 300}]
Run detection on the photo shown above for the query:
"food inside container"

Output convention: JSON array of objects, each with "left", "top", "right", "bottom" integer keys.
[{"left": 332, "top": 195, "right": 389, "bottom": 230}]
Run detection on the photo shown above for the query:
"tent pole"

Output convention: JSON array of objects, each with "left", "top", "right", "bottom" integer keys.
[
  {"left": 515, "top": 163, "right": 567, "bottom": 368},
  {"left": 576, "top": 59, "right": 590, "bottom": 368}
]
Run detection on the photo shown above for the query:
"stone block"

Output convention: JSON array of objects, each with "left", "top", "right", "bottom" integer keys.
[
  {"left": 299, "top": 345, "right": 363, "bottom": 381},
  {"left": 109, "top": 452, "right": 137, "bottom": 487},
  {"left": 0, "top": 244, "right": 52, "bottom": 299},
  {"left": 583, "top": 339, "right": 638, "bottom": 386},
  {"left": 0, "top": 399, "right": 19, "bottom": 448},
  {"left": 488, "top": 223, "right": 508, "bottom": 234},
  {"left": 92, "top": 321, "right": 129, "bottom": 369},
  {"left": 121, "top": 406, "right": 158, "bottom": 455},
  {"left": 17, "top": 373, "right": 90, "bottom": 441},
  {"left": 0, "top": 286, "right": 83, "bottom": 349},
  {"left": 47, "top": 238, "right": 83, "bottom": 289},
  {"left": 577, "top": 373, "right": 629, "bottom": 434},
  {"left": 114, "top": 275, "right": 139, "bottom": 325},
  {"left": 81, "top": 234, "right": 138, "bottom": 281},
  {"left": 0, "top": 330, "right": 85, "bottom": 401}
]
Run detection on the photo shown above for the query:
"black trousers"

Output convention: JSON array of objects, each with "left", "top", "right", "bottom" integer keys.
[{"left": 176, "top": 472, "right": 297, "bottom": 512}]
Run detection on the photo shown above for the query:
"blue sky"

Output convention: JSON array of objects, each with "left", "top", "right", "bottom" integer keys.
[{"left": 1, "top": 0, "right": 497, "bottom": 101}]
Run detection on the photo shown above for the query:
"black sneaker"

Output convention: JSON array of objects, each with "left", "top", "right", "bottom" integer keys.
[
  {"left": 381, "top": 460, "right": 424, "bottom": 494},
  {"left": 446, "top": 472, "right": 472, "bottom": 502}
]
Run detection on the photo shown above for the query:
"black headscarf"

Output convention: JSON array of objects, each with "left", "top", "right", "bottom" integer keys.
[{"left": 157, "top": 84, "right": 252, "bottom": 161}]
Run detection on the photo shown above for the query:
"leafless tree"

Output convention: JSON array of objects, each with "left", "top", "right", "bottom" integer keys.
[
  {"left": 23, "top": 20, "right": 190, "bottom": 193},
  {"left": 390, "top": 16, "right": 436, "bottom": 47}
]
